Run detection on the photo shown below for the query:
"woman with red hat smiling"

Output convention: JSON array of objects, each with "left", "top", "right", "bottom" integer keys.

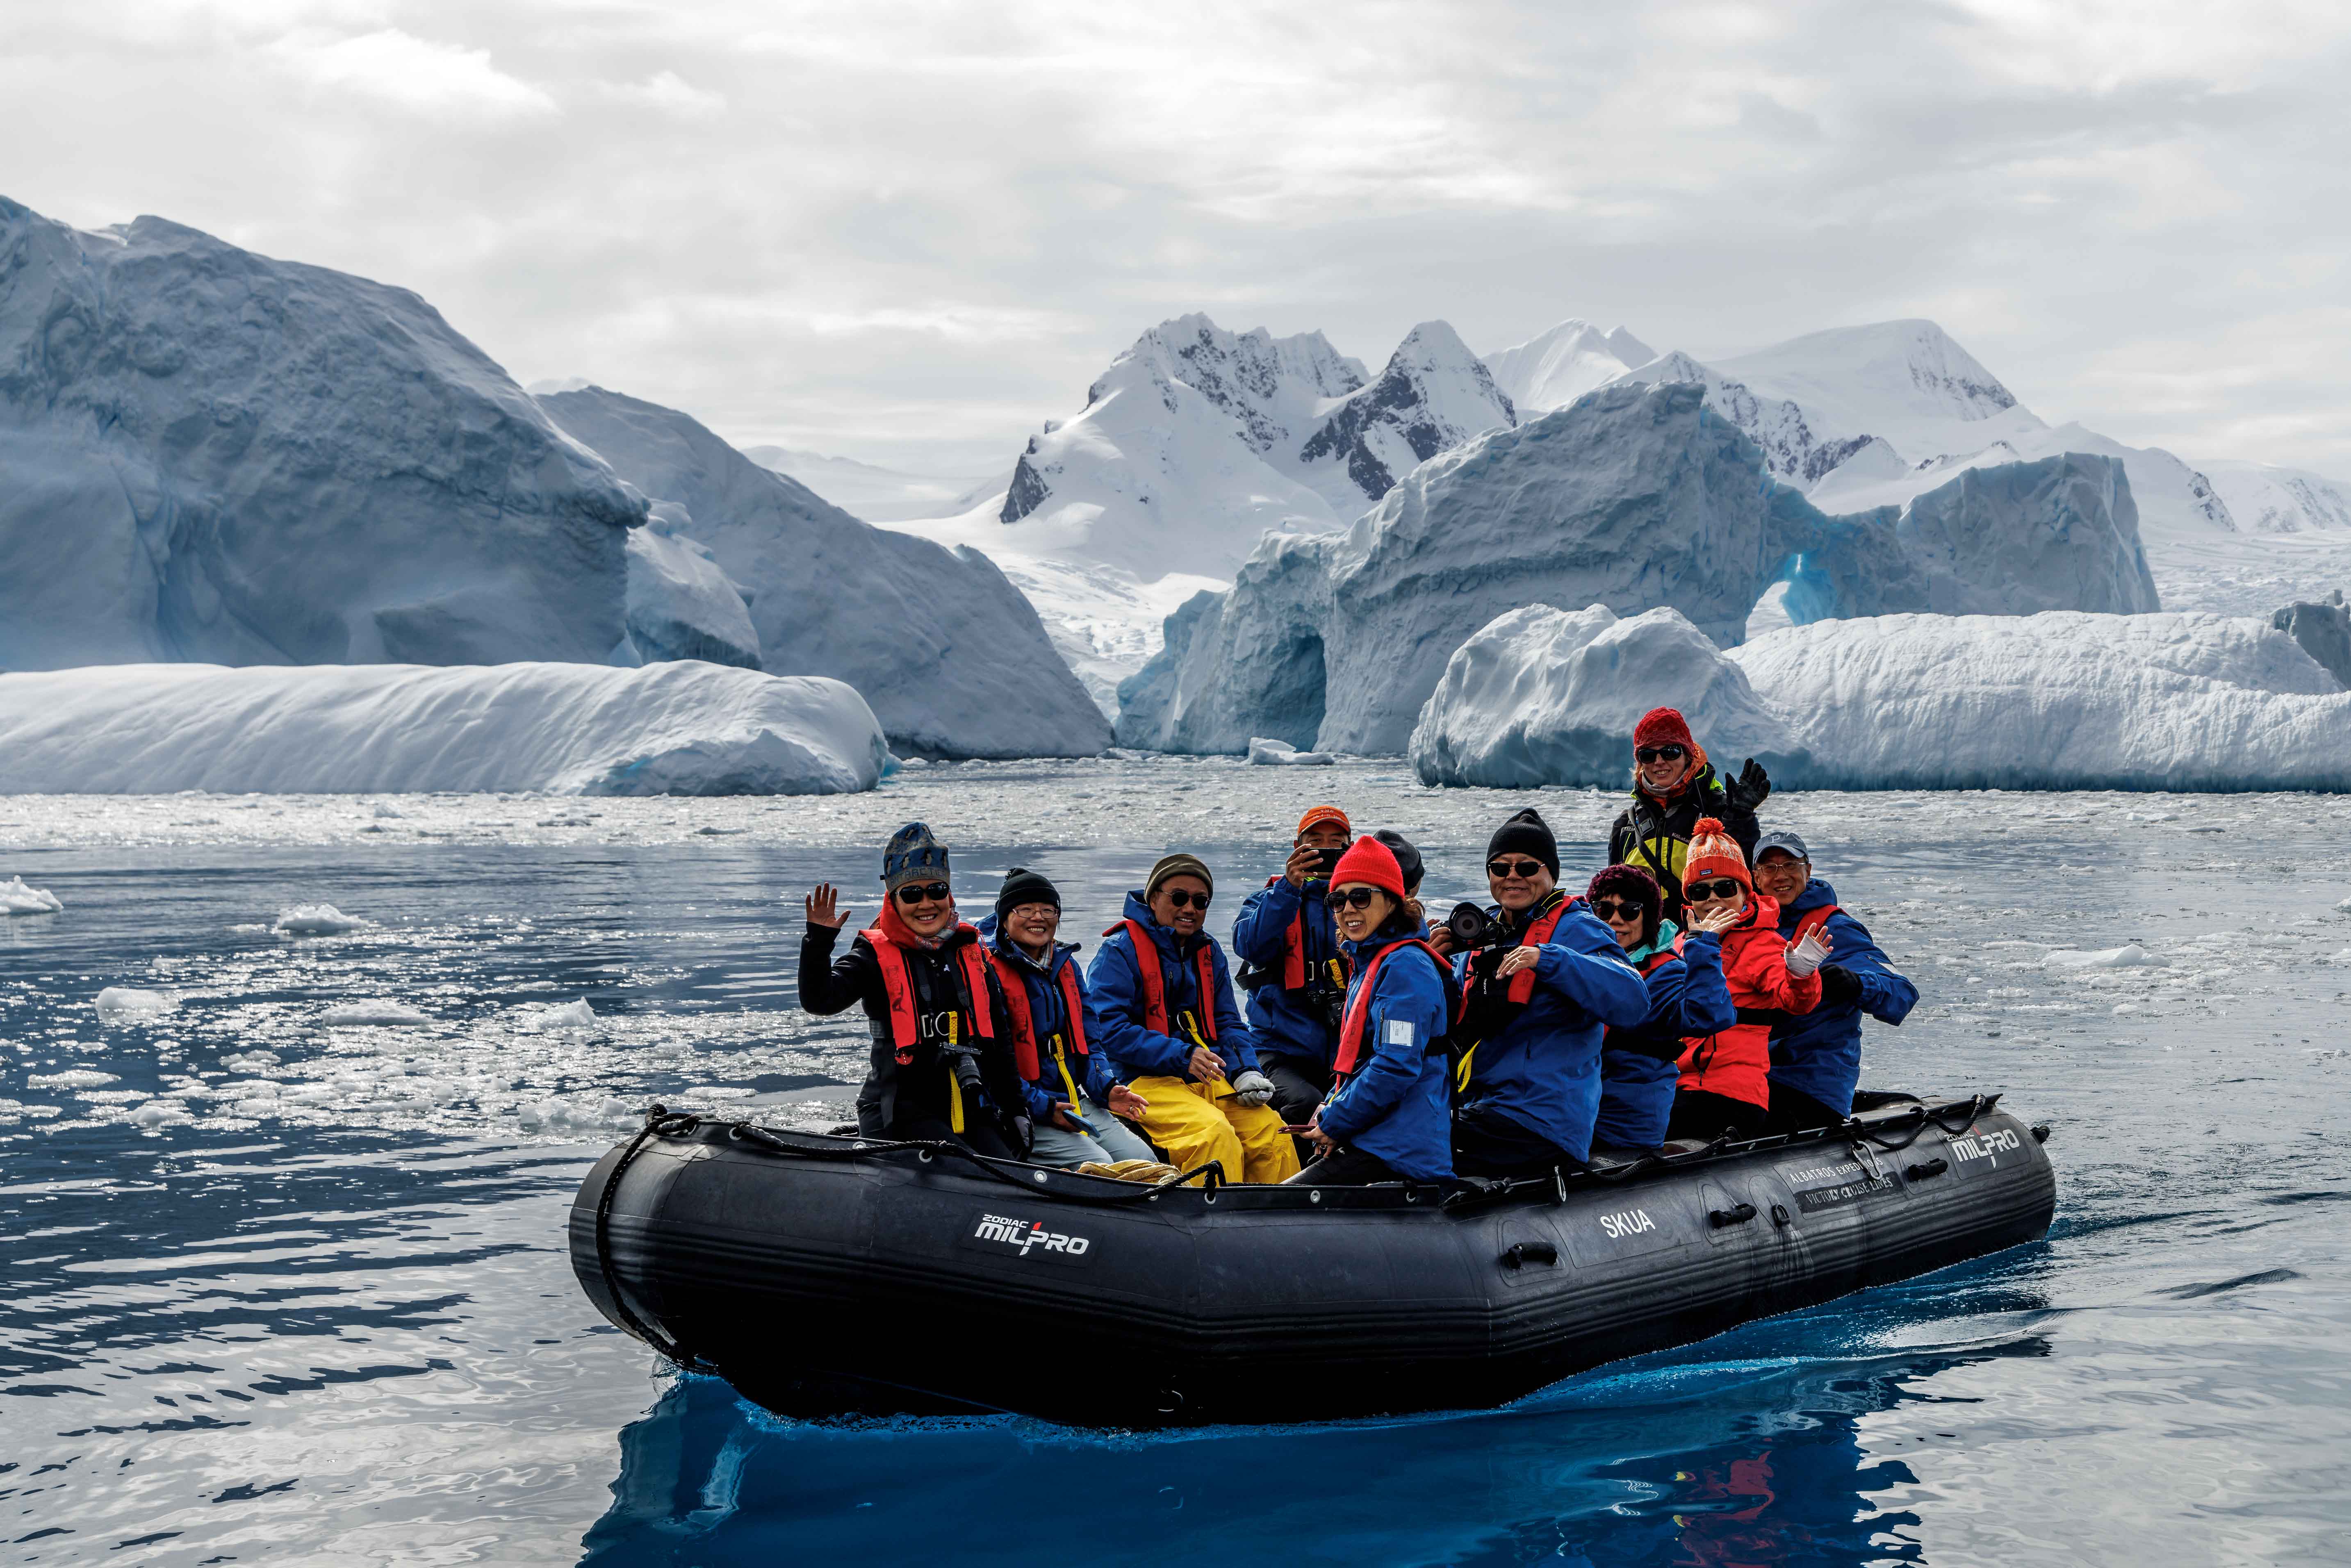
[
  {"left": 1286, "top": 834, "right": 1456, "bottom": 1186},
  {"left": 1667, "top": 818, "right": 1829, "bottom": 1141},
  {"left": 1607, "top": 707, "right": 1771, "bottom": 921}
]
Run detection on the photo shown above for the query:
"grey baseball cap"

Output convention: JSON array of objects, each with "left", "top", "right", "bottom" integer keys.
[{"left": 1754, "top": 829, "right": 1811, "bottom": 863}]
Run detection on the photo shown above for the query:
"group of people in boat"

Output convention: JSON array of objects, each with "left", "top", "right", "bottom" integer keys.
[{"left": 797, "top": 706, "right": 1918, "bottom": 1186}]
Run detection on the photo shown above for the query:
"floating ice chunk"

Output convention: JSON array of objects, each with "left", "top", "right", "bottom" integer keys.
[
  {"left": 276, "top": 904, "right": 370, "bottom": 935},
  {"left": 2337, "top": 896, "right": 2351, "bottom": 911},
  {"left": 2044, "top": 945, "right": 2151, "bottom": 969},
  {"left": 30, "top": 1070, "right": 119, "bottom": 1088},
  {"left": 595, "top": 1096, "right": 636, "bottom": 1123},
  {"left": 1246, "top": 737, "right": 1335, "bottom": 767},
  {"left": 521, "top": 999, "right": 601, "bottom": 1033},
  {"left": 321, "top": 1001, "right": 430, "bottom": 1027},
  {"left": 1, "top": 876, "right": 63, "bottom": 915},
  {"left": 129, "top": 1101, "right": 191, "bottom": 1130},
  {"left": 95, "top": 987, "right": 175, "bottom": 1021}
]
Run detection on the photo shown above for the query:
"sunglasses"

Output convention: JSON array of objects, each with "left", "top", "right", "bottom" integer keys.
[
  {"left": 894, "top": 882, "right": 952, "bottom": 905},
  {"left": 1635, "top": 744, "right": 1688, "bottom": 763},
  {"left": 1331, "top": 886, "right": 1387, "bottom": 910},
  {"left": 1160, "top": 888, "right": 1212, "bottom": 910},
  {"left": 1590, "top": 898, "right": 1646, "bottom": 922},
  {"left": 1486, "top": 858, "right": 1547, "bottom": 879},
  {"left": 1685, "top": 878, "right": 1745, "bottom": 902}
]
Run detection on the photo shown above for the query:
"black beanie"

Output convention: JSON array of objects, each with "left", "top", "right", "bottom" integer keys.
[
  {"left": 1486, "top": 808, "right": 1559, "bottom": 877},
  {"left": 1372, "top": 829, "right": 1424, "bottom": 895},
  {"left": 995, "top": 866, "right": 1060, "bottom": 922}
]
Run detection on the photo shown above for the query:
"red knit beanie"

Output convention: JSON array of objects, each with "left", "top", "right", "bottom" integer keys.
[
  {"left": 1684, "top": 817, "right": 1751, "bottom": 892},
  {"left": 1327, "top": 834, "right": 1406, "bottom": 900},
  {"left": 1634, "top": 708, "right": 1695, "bottom": 753}
]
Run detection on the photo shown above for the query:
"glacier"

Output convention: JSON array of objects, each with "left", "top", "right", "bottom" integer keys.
[
  {"left": 534, "top": 387, "right": 1110, "bottom": 759},
  {"left": 1116, "top": 380, "right": 2158, "bottom": 757},
  {"left": 0, "top": 197, "right": 643, "bottom": 671},
  {"left": 1410, "top": 605, "right": 2351, "bottom": 792},
  {"left": 0, "top": 662, "right": 891, "bottom": 795}
]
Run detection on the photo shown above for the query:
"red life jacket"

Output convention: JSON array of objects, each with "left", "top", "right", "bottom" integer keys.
[
  {"left": 1106, "top": 918, "right": 1220, "bottom": 1042},
  {"left": 1791, "top": 904, "right": 1838, "bottom": 946},
  {"left": 1676, "top": 895, "right": 1820, "bottom": 1108},
  {"left": 859, "top": 923, "right": 998, "bottom": 1068},
  {"left": 1460, "top": 893, "right": 1576, "bottom": 1010},
  {"left": 1333, "top": 938, "right": 1451, "bottom": 1075},
  {"left": 985, "top": 947, "right": 1082, "bottom": 1083}
]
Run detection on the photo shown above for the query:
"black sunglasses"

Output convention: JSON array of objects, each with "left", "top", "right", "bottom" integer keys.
[
  {"left": 1161, "top": 888, "right": 1212, "bottom": 910},
  {"left": 1486, "top": 858, "right": 1547, "bottom": 879},
  {"left": 1590, "top": 898, "right": 1646, "bottom": 922},
  {"left": 1331, "top": 886, "right": 1387, "bottom": 910},
  {"left": 1635, "top": 744, "right": 1688, "bottom": 763},
  {"left": 894, "top": 882, "right": 952, "bottom": 905},
  {"left": 1685, "top": 878, "right": 1745, "bottom": 902}
]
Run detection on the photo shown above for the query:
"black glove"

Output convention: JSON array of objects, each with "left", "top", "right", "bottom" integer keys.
[
  {"left": 1817, "top": 963, "right": 1862, "bottom": 1006},
  {"left": 1725, "top": 757, "right": 1771, "bottom": 812}
]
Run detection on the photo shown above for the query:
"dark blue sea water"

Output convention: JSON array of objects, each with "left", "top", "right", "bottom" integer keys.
[{"left": 3, "top": 762, "right": 2347, "bottom": 1563}]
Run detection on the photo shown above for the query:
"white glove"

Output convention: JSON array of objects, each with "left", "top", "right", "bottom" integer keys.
[
  {"left": 1230, "top": 1070, "right": 1276, "bottom": 1108},
  {"left": 1784, "top": 928, "right": 1833, "bottom": 979}
]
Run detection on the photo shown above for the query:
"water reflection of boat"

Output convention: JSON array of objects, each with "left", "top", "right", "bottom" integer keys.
[{"left": 569, "top": 1093, "right": 2053, "bottom": 1427}]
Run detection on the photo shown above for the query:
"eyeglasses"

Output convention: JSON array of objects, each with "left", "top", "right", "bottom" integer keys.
[
  {"left": 1590, "top": 898, "right": 1645, "bottom": 922},
  {"left": 1160, "top": 888, "right": 1211, "bottom": 910},
  {"left": 1684, "top": 878, "right": 1745, "bottom": 902},
  {"left": 1486, "top": 858, "right": 1547, "bottom": 879},
  {"left": 1635, "top": 744, "right": 1688, "bottom": 764},
  {"left": 1331, "top": 886, "right": 1385, "bottom": 910},
  {"left": 894, "top": 882, "right": 952, "bottom": 905}
]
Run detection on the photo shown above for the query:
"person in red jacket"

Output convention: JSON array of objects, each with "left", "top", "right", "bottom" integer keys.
[{"left": 1668, "top": 818, "right": 1827, "bottom": 1141}]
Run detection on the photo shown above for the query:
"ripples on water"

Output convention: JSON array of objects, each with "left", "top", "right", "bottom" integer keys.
[{"left": 2, "top": 760, "right": 2347, "bottom": 1563}]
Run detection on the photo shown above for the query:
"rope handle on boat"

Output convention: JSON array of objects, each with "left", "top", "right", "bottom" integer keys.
[
  {"left": 593, "top": 1107, "right": 701, "bottom": 1366},
  {"left": 1850, "top": 1094, "right": 1988, "bottom": 1152},
  {"left": 721, "top": 1120, "right": 1175, "bottom": 1205}
]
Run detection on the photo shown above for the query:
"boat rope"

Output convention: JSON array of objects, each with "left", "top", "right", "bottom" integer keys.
[{"left": 594, "top": 1108, "right": 701, "bottom": 1365}]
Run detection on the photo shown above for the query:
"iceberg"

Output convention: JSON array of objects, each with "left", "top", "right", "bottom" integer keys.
[
  {"left": 1412, "top": 606, "right": 2351, "bottom": 793},
  {"left": 0, "top": 196, "right": 643, "bottom": 672},
  {"left": 618, "top": 515, "right": 762, "bottom": 670},
  {"left": 1246, "top": 737, "right": 1335, "bottom": 767},
  {"left": 2, "top": 876, "right": 64, "bottom": 915},
  {"left": 1411, "top": 606, "right": 1807, "bottom": 788},
  {"left": 537, "top": 387, "right": 1109, "bottom": 759},
  {"left": 0, "top": 662, "right": 890, "bottom": 795}
]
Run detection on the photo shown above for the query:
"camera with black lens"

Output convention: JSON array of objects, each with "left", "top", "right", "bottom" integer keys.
[
  {"left": 940, "top": 1040, "right": 985, "bottom": 1096},
  {"left": 1446, "top": 901, "right": 1505, "bottom": 952}
]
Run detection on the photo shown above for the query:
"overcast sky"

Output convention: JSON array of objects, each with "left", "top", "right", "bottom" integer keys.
[{"left": 8, "top": 0, "right": 2349, "bottom": 478}]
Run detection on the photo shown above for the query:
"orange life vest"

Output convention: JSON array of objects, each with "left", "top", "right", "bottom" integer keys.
[
  {"left": 859, "top": 924, "right": 996, "bottom": 1067},
  {"left": 1333, "top": 938, "right": 1451, "bottom": 1075},
  {"left": 1106, "top": 918, "right": 1220, "bottom": 1042}
]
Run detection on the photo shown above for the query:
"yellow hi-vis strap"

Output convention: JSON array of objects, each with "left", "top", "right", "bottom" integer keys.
[
  {"left": 1326, "top": 958, "right": 1347, "bottom": 988},
  {"left": 1178, "top": 1011, "right": 1208, "bottom": 1049},
  {"left": 946, "top": 1013, "right": 965, "bottom": 1132},
  {"left": 1053, "top": 1038, "right": 1082, "bottom": 1109},
  {"left": 1455, "top": 1043, "right": 1478, "bottom": 1094}
]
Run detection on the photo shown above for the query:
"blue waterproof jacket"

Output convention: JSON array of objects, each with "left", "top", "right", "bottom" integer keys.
[
  {"left": 1593, "top": 923, "right": 1736, "bottom": 1150},
  {"left": 1451, "top": 897, "right": 1650, "bottom": 1164},
  {"left": 1230, "top": 876, "right": 1344, "bottom": 1067},
  {"left": 975, "top": 915, "right": 1120, "bottom": 1124},
  {"left": 1317, "top": 930, "right": 1455, "bottom": 1182},
  {"left": 1087, "top": 891, "right": 1262, "bottom": 1083},
  {"left": 1767, "top": 879, "right": 1918, "bottom": 1115}
]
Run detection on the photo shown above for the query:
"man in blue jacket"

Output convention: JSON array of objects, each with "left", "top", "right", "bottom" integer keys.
[
  {"left": 1450, "top": 809, "right": 1652, "bottom": 1176},
  {"left": 1088, "top": 853, "right": 1300, "bottom": 1183},
  {"left": 975, "top": 867, "right": 1158, "bottom": 1169},
  {"left": 1231, "top": 805, "right": 1354, "bottom": 1125},
  {"left": 1750, "top": 831, "right": 1919, "bottom": 1132}
]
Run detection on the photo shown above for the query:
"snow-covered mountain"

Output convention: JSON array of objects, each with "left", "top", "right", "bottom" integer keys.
[
  {"left": 1484, "top": 319, "right": 1655, "bottom": 413},
  {"left": 536, "top": 387, "right": 1109, "bottom": 758},
  {"left": 740, "top": 445, "right": 998, "bottom": 523},
  {"left": 1294, "top": 321, "right": 1517, "bottom": 510},
  {"left": 2198, "top": 460, "right": 2351, "bottom": 534},
  {"left": 0, "top": 197, "right": 643, "bottom": 671}
]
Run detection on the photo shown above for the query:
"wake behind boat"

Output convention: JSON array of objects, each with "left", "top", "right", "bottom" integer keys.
[{"left": 570, "top": 1092, "right": 2053, "bottom": 1426}]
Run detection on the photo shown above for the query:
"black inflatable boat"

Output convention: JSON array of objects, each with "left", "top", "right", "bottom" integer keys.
[{"left": 570, "top": 1092, "right": 2053, "bottom": 1426}]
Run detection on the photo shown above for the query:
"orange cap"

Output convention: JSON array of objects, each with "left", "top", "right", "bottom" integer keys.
[{"left": 1296, "top": 805, "right": 1351, "bottom": 839}]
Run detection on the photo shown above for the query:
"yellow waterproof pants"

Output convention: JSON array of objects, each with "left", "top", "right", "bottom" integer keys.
[{"left": 1123, "top": 1075, "right": 1301, "bottom": 1184}]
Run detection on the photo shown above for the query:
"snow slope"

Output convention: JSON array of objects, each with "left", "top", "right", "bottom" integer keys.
[
  {"left": 0, "top": 662, "right": 890, "bottom": 795},
  {"left": 1728, "top": 612, "right": 2351, "bottom": 792},
  {"left": 0, "top": 196, "right": 643, "bottom": 672},
  {"left": 1411, "top": 607, "right": 2351, "bottom": 792},
  {"left": 535, "top": 387, "right": 1109, "bottom": 758},
  {"left": 1117, "top": 380, "right": 2154, "bottom": 756},
  {"left": 1484, "top": 320, "right": 1655, "bottom": 413},
  {"left": 2198, "top": 460, "right": 2351, "bottom": 535},
  {"left": 739, "top": 446, "right": 998, "bottom": 524},
  {"left": 1410, "top": 605, "right": 1807, "bottom": 788},
  {"left": 1292, "top": 321, "right": 1516, "bottom": 512}
]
